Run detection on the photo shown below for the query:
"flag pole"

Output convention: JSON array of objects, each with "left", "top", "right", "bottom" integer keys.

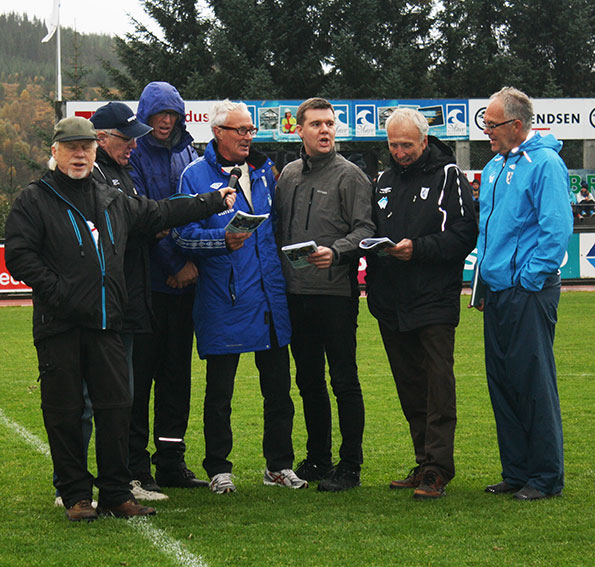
[{"left": 56, "top": 6, "right": 62, "bottom": 104}]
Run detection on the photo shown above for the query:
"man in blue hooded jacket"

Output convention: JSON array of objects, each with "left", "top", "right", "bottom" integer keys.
[
  {"left": 172, "top": 100, "right": 306, "bottom": 494},
  {"left": 128, "top": 81, "right": 207, "bottom": 490},
  {"left": 476, "top": 87, "right": 573, "bottom": 501}
]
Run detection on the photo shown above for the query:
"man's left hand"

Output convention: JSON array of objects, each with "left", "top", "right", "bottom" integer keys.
[
  {"left": 386, "top": 238, "right": 413, "bottom": 261},
  {"left": 307, "top": 245, "right": 334, "bottom": 269}
]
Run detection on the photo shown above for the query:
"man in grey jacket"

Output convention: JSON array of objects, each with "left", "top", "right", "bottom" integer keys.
[{"left": 275, "top": 97, "right": 374, "bottom": 491}]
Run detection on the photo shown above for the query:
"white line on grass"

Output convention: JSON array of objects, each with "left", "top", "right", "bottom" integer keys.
[
  {"left": 0, "top": 407, "right": 50, "bottom": 457},
  {"left": 0, "top": 406, "right": 209, "bottom": 567},
  {"left": 130, "top": 518, "right": 209, "bottom": 567}
]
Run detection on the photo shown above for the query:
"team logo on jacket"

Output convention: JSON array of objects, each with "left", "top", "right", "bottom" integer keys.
[
  {"left": 378, "top": 187, "right": 391, "bottom": 194},
  {"left": 378, "top": 196, "right": 388, "bottom": 209},
  {"left": 420, "top": 187, "right": 430, "bottom": 200},
  {"left": 211, "top": 182, "right": 224, "bottom": 189},
  {"left": 489, "top": 174, "right": 495, "bottom": 183},
  {"left": 506, "top": 171, "right": 514, "bottom": 184}
]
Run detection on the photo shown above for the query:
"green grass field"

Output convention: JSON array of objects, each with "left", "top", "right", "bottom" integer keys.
[{"left": 0, "top": 293, "right": 593, "bottom": 567}]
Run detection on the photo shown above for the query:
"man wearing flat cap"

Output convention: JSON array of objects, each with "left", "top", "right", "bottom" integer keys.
[{"left": 4, "top": 116, "right": 235, "bottom": 522}]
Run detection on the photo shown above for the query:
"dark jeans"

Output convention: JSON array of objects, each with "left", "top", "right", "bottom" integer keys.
[
  {"left": 202, "top": 337, "right": 294, "bottom": 477},
  {"left": 484, "top": 276, "right": 564, "bottom": 495},
  {"left": 36, "top": 328, "right": 132, "bottom": 509},
  {"left": 379, "top": 323, "right": 457, "bottom": 482},
  {"left": 129, "top": 292, "right": 195, "bottom": 477},
  {"left": 287, "top": 294, "right": 364, "bottom": 471}
]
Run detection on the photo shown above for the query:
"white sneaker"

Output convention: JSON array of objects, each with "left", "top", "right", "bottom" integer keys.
[
  {"left": 55, "top": 496, "right": 98, "bottom": 508},
  {"left": 131, "top": 479, "right": 169, "bottom": 501},
  {"left": 263, "top": 469, "right": 308, "bottom": 489},
  {"left": 209, "top": 473, "right": 236, "bottom": 494}
]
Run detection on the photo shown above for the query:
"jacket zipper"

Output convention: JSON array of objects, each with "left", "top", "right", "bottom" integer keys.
[
  {"left": 41, "top": 179, "right": 108, "bottom": 329},
  {"left": 305, "top": 187, "right": 315, "bottom": 230},
  {"left": 479, "top": 160, "right": 506, "bottom": 282}
]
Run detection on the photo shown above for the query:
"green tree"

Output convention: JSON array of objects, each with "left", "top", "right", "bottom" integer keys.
[
  {"left": 322, "top": 0, "right": 434, "bottom": 98},
  {"left": 502, "top": 0, "right": 595, "bottom": 97},
  {"left": 431, "top": 0, "right": 508, "bottom": 98}
]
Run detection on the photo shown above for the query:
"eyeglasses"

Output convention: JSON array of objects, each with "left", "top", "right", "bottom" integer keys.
[
  {"left": 482, "top": 118, "right": 517, "bottom": 132},
  {"left": 107, "top": 132, "right": 136, "bottom": 145},
  {"left": 218, "top": 125, "right": 258, "bottom": 136}
]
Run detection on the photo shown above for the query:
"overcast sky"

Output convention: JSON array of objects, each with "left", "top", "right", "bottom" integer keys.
[{"left": 4, "top": 0, "right": 156, "bottom": 37}]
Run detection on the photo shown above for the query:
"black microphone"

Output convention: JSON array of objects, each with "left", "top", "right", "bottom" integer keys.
[{"left": 228, "top": 167, "right": 242, "bottom": 190}]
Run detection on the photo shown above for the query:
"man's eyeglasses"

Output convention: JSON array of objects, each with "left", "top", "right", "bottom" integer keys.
[
  {"left": 107, "top": 132, "right": 136, "bottom": 145},
  {"left": 218, "top": 125, "right": 258, "bottom": 136},
  {"left": 482, "top": 118, "right": 517, "bottom": 132}
]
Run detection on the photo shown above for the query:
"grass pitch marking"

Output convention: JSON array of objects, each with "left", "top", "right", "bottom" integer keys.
[{"left": 0, "top": 406, "right": 209, "bottom": 567}]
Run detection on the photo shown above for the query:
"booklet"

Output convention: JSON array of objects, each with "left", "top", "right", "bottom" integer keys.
[
  {"left": 225, "top": 210, "right": 270, "bottom": 233},
  {"left": 359, "top": 237, "right": 397, "bottom": 256},
  {"left": 281, "top": 241, "right": 318, "bottom": 269},
  {"left": 468, "top": 267, "right": 487, "bottom": 308}
]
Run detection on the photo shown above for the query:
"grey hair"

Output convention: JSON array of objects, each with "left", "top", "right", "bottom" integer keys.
[
  {"left": 210, "top": 99, "right": 250, "bottom": 132},
  {"left": 489, "top": 87, "right": 533, "bottom": 132},
  {"left": 385, "top": 108, "right": 429, "bottom": 143},
  {"left": 48, "top": 140, "right": 97, "bottom": 170}
]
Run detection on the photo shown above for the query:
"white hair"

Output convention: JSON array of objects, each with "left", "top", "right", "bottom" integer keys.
[
  {"left": 385, "top": 108, "right": 429, "bottom": 143},
  {"left": 210, "top": 99, "right": 250, "bottom": 132}
]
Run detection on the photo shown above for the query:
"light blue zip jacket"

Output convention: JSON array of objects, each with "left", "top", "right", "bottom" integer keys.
[{"left": 477, "top": 131, "right": 573, "bottom": 292}]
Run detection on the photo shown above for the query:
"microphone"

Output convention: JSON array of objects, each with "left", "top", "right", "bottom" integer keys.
[{"left": 228, "top": 167, "right": 242, "bottom": 190}]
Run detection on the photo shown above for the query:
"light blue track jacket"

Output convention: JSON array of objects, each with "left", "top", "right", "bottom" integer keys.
[
  {"left": 477, "top": 131, "right": 573, "bottom": 292},
  {"left": 172, "top": 141, "right": 291, "bottom": 357}
]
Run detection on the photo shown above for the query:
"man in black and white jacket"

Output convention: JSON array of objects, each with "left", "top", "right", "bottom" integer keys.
[{"left": 366, "top": 108, "right": 477, "bottom": 499}]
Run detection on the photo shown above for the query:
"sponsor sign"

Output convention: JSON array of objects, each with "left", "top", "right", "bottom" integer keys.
[
  {"left": 469, "top": 99, "right": 595, "bottom": 141},
  {"left": 67, "top": 99, "right": 470, "bottom": 143},
  {"left": 0, "top": 245, "right": 32, "bottom": 293}
]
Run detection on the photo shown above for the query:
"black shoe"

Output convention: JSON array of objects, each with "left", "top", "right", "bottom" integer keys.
[
  {"left": 134, "top": 472, "right": 162, "bottom": 493},
  {"left": 295, "top": 459, "right": 334, "bottom": 482},
  {"left": 513, "top": 485, "right": 562, "bottom": 501},
  {"left": 155, "top": 467, "right": 209, "bottom": 488},
  {"left": 485, "top": 481, "right": 522, "bottom": 494},
  {"left": 317, "top": 464, "right": 360, "bottom": 492}
]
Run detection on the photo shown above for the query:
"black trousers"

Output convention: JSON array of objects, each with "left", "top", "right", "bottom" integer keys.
[
  {"left": 288, "top": 294, "right": 364, "bottom": 471},
  {"left": 36, "top": 327, "right": 132, "bottom": 509},
  {"left": 379, "top": 323, "right": 457, "bottom": 482},
  {"left": 129, "top": 292, "right": 195, "bottom": 476},
  {"left": 202, "top": 338, "right": 294, "bottom": 477}
]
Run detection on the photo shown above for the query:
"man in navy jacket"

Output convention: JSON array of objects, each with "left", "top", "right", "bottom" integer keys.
[{"left": 173, "top": 100, "right": 305, "bottom": 494}]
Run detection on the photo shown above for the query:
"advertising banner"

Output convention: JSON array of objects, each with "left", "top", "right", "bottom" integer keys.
[
  {"left": 67, "top": 99, "right": 470, "bottom": 143},
  {"left": 0, "top": 245, "right": 32, "bottom": 293},
  {"left": 469, "top": 99, "right": 595, "bottom": 141}
]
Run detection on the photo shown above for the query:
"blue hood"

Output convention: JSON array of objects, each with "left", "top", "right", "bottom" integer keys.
[
  {"left": 512, "top": 131, "right": 563, "bottom": 158},
  {"left": 137, "top": 82, "right": 187, "bottom": 125}
]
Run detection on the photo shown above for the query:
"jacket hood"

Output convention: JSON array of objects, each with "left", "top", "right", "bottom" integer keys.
[
  {"left": 137, "top": 82, "right": 187, "bottom": 125},
  {"left": 515, "top": 131, "right": 563, "bottom": 156},
  {"left": 389, "top": 135, "right": 455, "bottom": 174}
]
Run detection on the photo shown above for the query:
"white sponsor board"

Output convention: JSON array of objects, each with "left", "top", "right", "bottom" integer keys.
[
  {"left": 469, "top": 99, "right": 595, "bottom": 141},
  {"left": 66, "top": 101, "right": 215, "bottom": 143}
]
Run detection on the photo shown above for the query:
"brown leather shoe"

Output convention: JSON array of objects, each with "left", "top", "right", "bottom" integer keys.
[
  {"left": 413, "top": 470, "right": 446, "bottom": 499},
  {"left": 65, "top": 499, "right": 98, "bottom": 522},
  {"left": 389, "top": 466, "right": 422, "bottom": 489},
  {"left": 98, "top": 499, "right": 156, "bottom": 518}
]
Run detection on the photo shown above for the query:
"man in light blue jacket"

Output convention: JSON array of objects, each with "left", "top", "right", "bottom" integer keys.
[{"left": 476, "top": 87, "right": 573, "bottom": 501}]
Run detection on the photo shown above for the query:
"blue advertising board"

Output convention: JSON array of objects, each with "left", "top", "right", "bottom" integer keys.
[{"left": 243, "top": 99, "right": 469, "bottom": 142}]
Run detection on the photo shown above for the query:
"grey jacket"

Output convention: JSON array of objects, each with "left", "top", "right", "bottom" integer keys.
[{"left": 275, "top": 149, "right": 374, "bottom": 297}]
